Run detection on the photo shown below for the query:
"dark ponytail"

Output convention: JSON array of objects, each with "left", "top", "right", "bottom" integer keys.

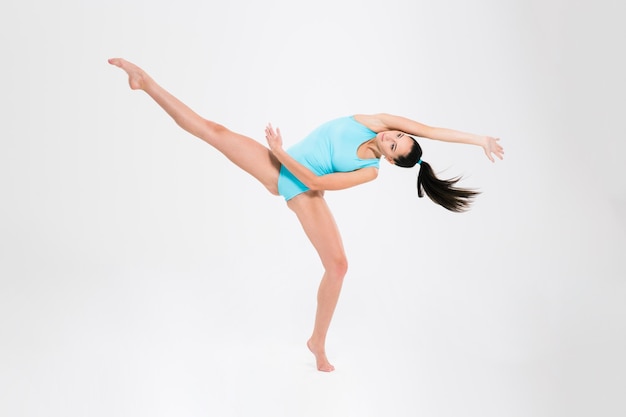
[
  {"left": 416, "top": 160, "right": 478, "bottom": 212},
  {"left": 394, "top": 137, "right": 479, "bottom": 212}
]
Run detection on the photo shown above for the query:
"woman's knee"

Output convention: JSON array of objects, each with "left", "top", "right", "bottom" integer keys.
[
  {"left": 201, "top": 120, "right": 228, "bottom": 142},
  {"left": 326, "top": 256, "right": 348, "bottom": 279},
  {"left": 204, "top": 120, "right": 228, "bottom": 136}
]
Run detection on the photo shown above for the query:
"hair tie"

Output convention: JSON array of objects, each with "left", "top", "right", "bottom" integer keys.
[{"left": 417, "top": 159, "right": 422, "bottom": 165}]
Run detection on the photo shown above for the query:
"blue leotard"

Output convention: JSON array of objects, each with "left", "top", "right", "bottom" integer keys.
[{"left": 277, "top": 116, "right": 380, "bottom": 200}]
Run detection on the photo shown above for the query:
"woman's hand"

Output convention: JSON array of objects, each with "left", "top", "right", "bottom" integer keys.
[
  {"left": 482, "top": 136, "right": 504, "bottom": 162},
  {"left": 265, "top": 123, "right": 283, "bottom": 152}
]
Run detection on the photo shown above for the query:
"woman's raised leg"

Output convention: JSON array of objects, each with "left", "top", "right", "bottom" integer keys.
[
  {"left": 108, "top": 58, "right": 281, "bottom": 194},
  {"left": 287, "top": 191, "right": 349, "bottom": 372}
]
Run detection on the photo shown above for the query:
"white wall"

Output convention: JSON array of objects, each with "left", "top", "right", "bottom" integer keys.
[{"left": 1, "top": 1, "right": 624, "bottom": 416}]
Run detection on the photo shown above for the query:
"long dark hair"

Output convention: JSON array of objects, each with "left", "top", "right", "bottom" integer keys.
[{"left": 394, "top": 137, "right": 479, "bottom": 212}]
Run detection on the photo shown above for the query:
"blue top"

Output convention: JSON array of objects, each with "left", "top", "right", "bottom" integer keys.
[{"left": 277, "top": 116, "right": 380, "bottom": 200}]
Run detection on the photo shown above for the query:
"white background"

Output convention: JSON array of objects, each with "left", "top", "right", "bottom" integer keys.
[{"left": 1, "top": 0, "right": 624, "bottom": 416}]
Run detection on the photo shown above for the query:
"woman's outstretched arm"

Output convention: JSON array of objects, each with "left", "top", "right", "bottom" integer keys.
[{"left": 355, "top": 113, "right": 504, "bottom": 162}]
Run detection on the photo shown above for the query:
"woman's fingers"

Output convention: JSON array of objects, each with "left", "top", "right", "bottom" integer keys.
[
  {"left": 484, "top": 137, "right": 504, "bottom": 162},
  {"left": 265, "top": 123, "right": 282, "bottom": 151}
]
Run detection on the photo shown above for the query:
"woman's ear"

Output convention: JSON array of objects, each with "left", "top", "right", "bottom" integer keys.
[{"left": 385, "top": 157, "right": 395, "bottom": 165}]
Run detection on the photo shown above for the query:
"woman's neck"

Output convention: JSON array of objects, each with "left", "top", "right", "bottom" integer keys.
[{"left": 364, "top": 138, "right": 382, "bottom": 158}]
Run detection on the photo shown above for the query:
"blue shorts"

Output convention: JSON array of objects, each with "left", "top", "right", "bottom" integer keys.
[{"left": 277, "top": 165, "right": 308, "bottom": 201}]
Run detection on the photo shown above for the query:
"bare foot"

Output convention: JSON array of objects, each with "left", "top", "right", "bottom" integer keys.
[
  {"left": 307, "top": 339, "right": 335, "bottom": 372},
  {"left": 108, "top": 58, "right": 148, "bottom": 90}
]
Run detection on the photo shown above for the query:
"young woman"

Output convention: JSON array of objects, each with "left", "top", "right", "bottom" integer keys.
[{"left": 108, "top": 58, "right": 503, "bottom": 372}]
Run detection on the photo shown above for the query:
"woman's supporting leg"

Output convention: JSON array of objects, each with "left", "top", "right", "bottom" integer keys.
[
  {"left": 108, "top": 58, "right": 281, "bottom": 194},
  {"left": 287, "top": 191, "right": 348, "bottom": 372}
]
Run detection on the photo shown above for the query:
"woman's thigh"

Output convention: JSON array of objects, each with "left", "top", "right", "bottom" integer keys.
[
  {"left": 202, "top": 121, "right": 281, "bottom": 195},
  {"left": 287, "top": 191, "right": 347, "bottom": 271}
]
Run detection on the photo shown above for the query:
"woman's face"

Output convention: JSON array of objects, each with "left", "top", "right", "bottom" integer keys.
[{"left": 376, "top": 131, "right": 414, "bottom": 163}]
